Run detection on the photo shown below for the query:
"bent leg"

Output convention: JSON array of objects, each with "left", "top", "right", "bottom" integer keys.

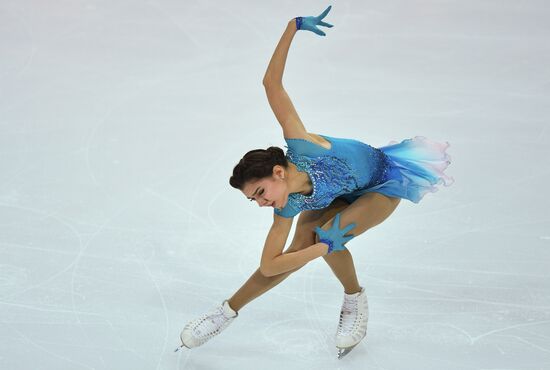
[
  {"left": 316, "top": 193, "right": 401, "bottom": 246},
  {"left": 318, "top": 193, "right": 401, "bottom": 293},
  {"left": 323, "top": 247, "right": 362, "bottom": 294},
  {"left": 227, "top": 198, "right": 349, "bottom": 312}
]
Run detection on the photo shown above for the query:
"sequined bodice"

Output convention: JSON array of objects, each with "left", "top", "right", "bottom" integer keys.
[
  {"left": 284, "top": 148, "right": 359, "bottom": 211},
  {"left": 274, "top": 135, "right": 390, "bottom": 218}
]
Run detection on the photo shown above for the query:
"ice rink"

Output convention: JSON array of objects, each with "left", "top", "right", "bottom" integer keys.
[{"left": 1, "top": 1, "right": 549, "bottom": 369}]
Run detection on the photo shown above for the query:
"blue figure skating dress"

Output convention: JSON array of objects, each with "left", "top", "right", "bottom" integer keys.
[{"left": 274, "top": 134, "right": 454, "bottom": 218}]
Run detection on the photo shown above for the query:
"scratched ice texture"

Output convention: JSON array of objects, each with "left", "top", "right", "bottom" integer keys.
[{"left": 1, "top": 1, "right": 549, "bottom": 369}]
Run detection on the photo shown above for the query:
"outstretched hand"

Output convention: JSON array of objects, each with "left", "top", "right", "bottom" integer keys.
[
  {"left": 296, "top": 5, "right": 334, "bottom": 36},
  {"left": 315, "top": 212, "right": 357, "bottom": 254}
]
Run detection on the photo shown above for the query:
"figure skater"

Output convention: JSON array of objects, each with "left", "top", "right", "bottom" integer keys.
[{"left": 176, "top": 5, "right": 454, "bottom": 359}]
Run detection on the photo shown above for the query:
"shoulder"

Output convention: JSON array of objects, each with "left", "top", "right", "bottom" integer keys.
[
  {"left": 284, "top": 131, "right": 330, "bottom": 143},
  {"left": 284, "top": 132, "right": 332, "bottom": 157},
  {"left": 283, "top": 131, "right": 314, "bottom": 142},
  {"left": 274, "top": 198, "right": 300, "bottom": 218},
  {"left": 283, "top": 132, "right": 330, "bottom": 148},
  {"left": 308, "top": 133, "right": 331, "bottom": 150},
  {"left": 273, "top": 210, "right": 296, "bottom": 223}
]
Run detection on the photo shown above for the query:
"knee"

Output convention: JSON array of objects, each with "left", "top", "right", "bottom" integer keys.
[{"left": 286, "top": 236, "right": 313, "bottom": 253}]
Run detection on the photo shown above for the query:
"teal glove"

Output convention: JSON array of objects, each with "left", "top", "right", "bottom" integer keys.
[
  {"left": 315, "top": 212, "right": 357, "bottom": 254},
  {"left": 295, "top": 5, "right": 334, "bottom": 36}
]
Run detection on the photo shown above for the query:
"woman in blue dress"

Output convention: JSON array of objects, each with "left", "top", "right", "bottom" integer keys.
[{"left": 177, "top": 6, "right": 454, "bottom": 358}]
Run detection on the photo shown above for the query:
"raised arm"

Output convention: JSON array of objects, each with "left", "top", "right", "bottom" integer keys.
[
  {"left": 262, "top": 6, "right": 334, "bottom": 85},
  {"left": 262, "top": 8, "right": 334, "bottom": 139},
  {"left": 262, "top": 19, "right": 308, "bottom": 139},
  {"left": 262, "top": 19, "right": 297, "bottom": 86}
]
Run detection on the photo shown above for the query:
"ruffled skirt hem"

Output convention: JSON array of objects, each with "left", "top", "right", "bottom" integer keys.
[{"left": 368, "top": 136, "right": 454, "bottom": 203}]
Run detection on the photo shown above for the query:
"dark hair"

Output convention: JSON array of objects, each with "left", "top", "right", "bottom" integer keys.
[{"left": 229, "top": 146, "right": 288, "bottom": 190}]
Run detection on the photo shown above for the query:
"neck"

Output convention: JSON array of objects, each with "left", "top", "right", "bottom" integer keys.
[{"left": 288, "top": 162, "right": 312, "bottom": 195}]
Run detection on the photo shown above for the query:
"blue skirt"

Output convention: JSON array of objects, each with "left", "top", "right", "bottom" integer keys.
[{"left": 339, "top": 136, "right": 454, "bottom": 204}]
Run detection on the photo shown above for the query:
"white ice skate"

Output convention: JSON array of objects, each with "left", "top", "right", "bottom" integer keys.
[
  {"left": 335, "top": 286, "right": 369, "bottom": 359},
  {"left": 175, "top": 299, "right": 238, "bottom": 352}
]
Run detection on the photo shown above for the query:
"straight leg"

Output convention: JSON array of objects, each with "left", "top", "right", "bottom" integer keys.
[
  {"left": 227, "top": 198, "right": 351, "bottom": 312},
  {"left": 228, "top": 266, "right": 300, "bottom": 312},
  {"left": 228, "top": 247, "right": 362, "bottom": 311}
]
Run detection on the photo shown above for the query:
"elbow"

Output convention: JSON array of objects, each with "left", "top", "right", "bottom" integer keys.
[
  {"left": 260, "top": 263, "right": 275, "bottom": 277},
  {"left": 262, "top": 73, "right": 272, "bottom": 86},
  {"left": 262, "top": 76, "right": 282, "bottom": 88}
]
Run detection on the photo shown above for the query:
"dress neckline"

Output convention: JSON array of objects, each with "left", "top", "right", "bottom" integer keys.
[
  {"left": 284, "top": 135, "right": 332, "bottom": 202},
  {"left": 288, "top": 158, "right": 316, "bottom": 200}
]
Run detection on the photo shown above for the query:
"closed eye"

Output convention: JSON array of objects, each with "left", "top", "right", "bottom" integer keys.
[{"left": 250, "top": 189, "right": 264, "bottom": 201}]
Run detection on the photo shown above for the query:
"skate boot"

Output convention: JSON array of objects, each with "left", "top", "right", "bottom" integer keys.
[
  {"left": 335, "top": 286, "right": 369, "bottom": 359},
  {"left": 175, "top": 299, "right": 238, "bottom": 352}
]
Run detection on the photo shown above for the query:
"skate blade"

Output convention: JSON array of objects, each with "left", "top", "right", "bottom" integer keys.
[
  {"left": 337, "top": 344, "right": 357, "bottom": 359},
  {"left": 174, "top": 342, "right": 191, "bottom": 353}
]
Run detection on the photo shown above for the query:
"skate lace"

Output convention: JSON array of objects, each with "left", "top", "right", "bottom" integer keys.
[
  {"left": 194, "top": 306, "right": 231, "bottom": 342},
  {"left": 337, "top": 296, "right": 357, "bottom": 335}
]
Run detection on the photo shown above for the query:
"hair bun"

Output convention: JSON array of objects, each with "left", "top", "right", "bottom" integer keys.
[
  {"left": 229, "top": 146, "right": 288, "bottom": 190},
  {"left": 267, "top": 146, "right": 285, "bottom": 162}
]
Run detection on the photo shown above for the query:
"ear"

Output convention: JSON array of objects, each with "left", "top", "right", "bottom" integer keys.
[{"left": 273, "top": 165, "right": 285, "bottom": 179}]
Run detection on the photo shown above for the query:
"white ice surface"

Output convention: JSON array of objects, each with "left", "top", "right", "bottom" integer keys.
[{"left": 1, "top": 1, "right": 550, "bottom": 369}]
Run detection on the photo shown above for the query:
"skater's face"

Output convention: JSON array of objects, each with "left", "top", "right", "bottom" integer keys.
[{"left": 242, "top": 165, "right": 287, "bottom": 209}]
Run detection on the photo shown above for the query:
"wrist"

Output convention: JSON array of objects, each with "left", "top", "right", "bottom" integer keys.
[
  {"left": 319, "top": 238, "right": 334, "bottom": 254},
  {"left": 294, "top": 17, "right": 303, "bottom": 31}
]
